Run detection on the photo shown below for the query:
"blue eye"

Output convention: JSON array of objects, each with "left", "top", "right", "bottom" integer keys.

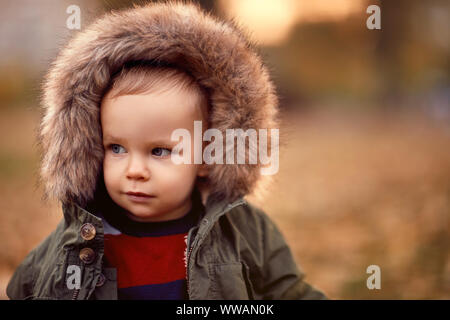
[
  {"left": 111, "top": 144, "right": 126, "bottom": 154},
  {"left": 152, "top": 147, "right": 171, "bottom": 157}
]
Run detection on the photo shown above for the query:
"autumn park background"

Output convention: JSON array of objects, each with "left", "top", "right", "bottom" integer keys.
[{"left": 0, "top": 0, "right": 448, "bottom": 299}]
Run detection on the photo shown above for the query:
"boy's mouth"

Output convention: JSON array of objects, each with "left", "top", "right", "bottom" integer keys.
[
  {"left": 125, "top": 191, "right": 152, "bottom": 197},
  {"left": 125, "top": 191, "right": 155, "bottom": 202}
]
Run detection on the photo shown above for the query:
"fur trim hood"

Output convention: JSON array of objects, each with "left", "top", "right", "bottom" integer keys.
[{"left": 38, "top": 1, "right": 279, "bottom": 208}]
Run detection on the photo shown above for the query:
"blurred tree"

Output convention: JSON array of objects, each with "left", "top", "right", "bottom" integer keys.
[{"left": 376, "top": 0, "right": 411, "bottom": 104}]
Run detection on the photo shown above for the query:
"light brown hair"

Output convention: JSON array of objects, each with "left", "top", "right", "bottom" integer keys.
[{"left": 104, "top": 62, "right": 210, "bottom": 124}]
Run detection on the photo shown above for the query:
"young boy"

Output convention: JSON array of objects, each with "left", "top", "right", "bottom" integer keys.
[{"left": 7, "top": 1, "right": 327, "bottom": 300}]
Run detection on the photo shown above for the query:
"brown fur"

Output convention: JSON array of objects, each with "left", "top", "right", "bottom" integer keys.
[{"left": 38, "top": 0, "right": 279, "bottom": 208}]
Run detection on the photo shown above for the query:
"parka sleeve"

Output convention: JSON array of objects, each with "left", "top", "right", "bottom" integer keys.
[
  {"left": 255, "top": 208, "right": 328, "bottom": 300},
  {"left": 6, "top": 220, "right": 62, "bottom": 300},
  {"left": 6, "top": 249, "right": 37, "bottom": 299}
]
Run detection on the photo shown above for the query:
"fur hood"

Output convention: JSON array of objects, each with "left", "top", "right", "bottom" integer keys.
[{"left": 38, "top": 1, "right": 279, "bottom": 208}]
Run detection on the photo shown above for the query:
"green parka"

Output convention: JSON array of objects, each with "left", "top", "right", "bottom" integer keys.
[{"left": 7, "top": 195, "right": 327, "bottom": 300}]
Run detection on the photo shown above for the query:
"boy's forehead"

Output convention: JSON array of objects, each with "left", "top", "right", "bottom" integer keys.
[
  {"left": 102, "top": 88, "right": 202, "bottom": 116},
  {"left": 101, "top": 91, "right": 204, "bottom": 141}
]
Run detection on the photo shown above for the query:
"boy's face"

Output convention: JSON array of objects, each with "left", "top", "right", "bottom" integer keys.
[{"left": 100, "top": 87, "right": 208, "bottom": 222}]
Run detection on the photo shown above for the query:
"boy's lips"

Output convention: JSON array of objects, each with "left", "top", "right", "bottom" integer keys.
[
  {"left": 125, "top": 191, "right": 155, "bottom": 203},
  {"left": 125, "top": 191, "right": 153, "bottom": 197}
]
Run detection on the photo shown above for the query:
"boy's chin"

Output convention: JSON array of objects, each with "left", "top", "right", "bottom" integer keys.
[
  {"left": 123, "top": 205, "right": 182, "bottom": 223},
  {"left": 123, "top": 207, "right": 161, "bottom": 222}
]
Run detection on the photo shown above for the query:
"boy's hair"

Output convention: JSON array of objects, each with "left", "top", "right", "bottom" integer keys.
[{"left": 104, "top": 62, "right": 210, "bottom": 124}]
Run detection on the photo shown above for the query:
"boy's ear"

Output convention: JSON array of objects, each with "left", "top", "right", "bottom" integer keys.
[{"left": 197, "top": 163, "right": 209, "bottom": 177}]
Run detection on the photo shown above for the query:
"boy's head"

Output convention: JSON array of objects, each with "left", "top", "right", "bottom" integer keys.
[
  {"left": 39, "top": 2, "right": 279, "bottom": 209},
  {"left": 100, "top": 64, "right": 209, "bottom": 222}
]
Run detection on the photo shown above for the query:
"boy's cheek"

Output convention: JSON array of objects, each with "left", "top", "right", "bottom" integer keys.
[{"left": 103, "top": 162, "right": 123, "bottom": 186}]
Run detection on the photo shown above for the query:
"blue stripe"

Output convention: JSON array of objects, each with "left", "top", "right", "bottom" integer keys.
[{"left": 118, "top": 279, "right": 187, "bottom": 300}]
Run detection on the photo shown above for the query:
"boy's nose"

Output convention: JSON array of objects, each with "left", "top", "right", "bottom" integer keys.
[{"left": 126, "top": 156, "right": 150, "bottom": 180}]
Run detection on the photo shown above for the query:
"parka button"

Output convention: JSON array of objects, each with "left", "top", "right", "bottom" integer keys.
[
  {"left": 80, "top": 223, "right": 96, "bottom": 241},
  {"left": 79, "top": 247, "right": 96, "bottom": 264},
  {"left": 96, "top": 273, "right": 106, "bottom": 287}
]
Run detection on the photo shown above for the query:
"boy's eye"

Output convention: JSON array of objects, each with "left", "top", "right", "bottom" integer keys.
[
  {"left": 110, "top": 144, "right": 126, "bottom": 154},
  {"left": 152, "top": 147, "right": 171, "bottom": 157}
]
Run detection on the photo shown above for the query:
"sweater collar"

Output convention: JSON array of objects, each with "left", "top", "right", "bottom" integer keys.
[{"left": 62, "top": 190, "right": 247, "bottom": 237}]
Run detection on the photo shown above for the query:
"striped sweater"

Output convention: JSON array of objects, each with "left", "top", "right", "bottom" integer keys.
[{"left": 96, "top": 188, "right": 204, "bottom": 300}]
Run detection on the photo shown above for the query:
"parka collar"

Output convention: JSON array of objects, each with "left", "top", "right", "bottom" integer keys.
[
  {"left": 61, "top": 193, "right": 247, "bottom": 242},
  {"left": 198, "top": 196, "right": 247, "bottom": 237}
]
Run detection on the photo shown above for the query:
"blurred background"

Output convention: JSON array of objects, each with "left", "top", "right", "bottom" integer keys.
[{"left": 0, "top": 0, "right": 449, "bottom": 299}]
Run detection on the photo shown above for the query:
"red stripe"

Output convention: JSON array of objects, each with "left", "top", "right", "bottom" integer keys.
[{"left": 104, "top": 233, "right": 187, "bottom": 288}]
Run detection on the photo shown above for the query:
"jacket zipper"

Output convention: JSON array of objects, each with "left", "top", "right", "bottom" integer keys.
[
  {"left": 185, "top": 244, "right": 194, "bottom": 298},
  {"left": 72, "top": 288, "right": 80, "bottom": 300},
  {"left": 185, "top": 231, "right": 200, "bottom": 299}
]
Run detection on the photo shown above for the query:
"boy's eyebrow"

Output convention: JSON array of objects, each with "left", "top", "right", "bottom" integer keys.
[
  {"left": 103, "top": 134, "right": 124, "bottom": 142},
  {"left": 103, "top": 134, "right": 175, "bottom": 147}
]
